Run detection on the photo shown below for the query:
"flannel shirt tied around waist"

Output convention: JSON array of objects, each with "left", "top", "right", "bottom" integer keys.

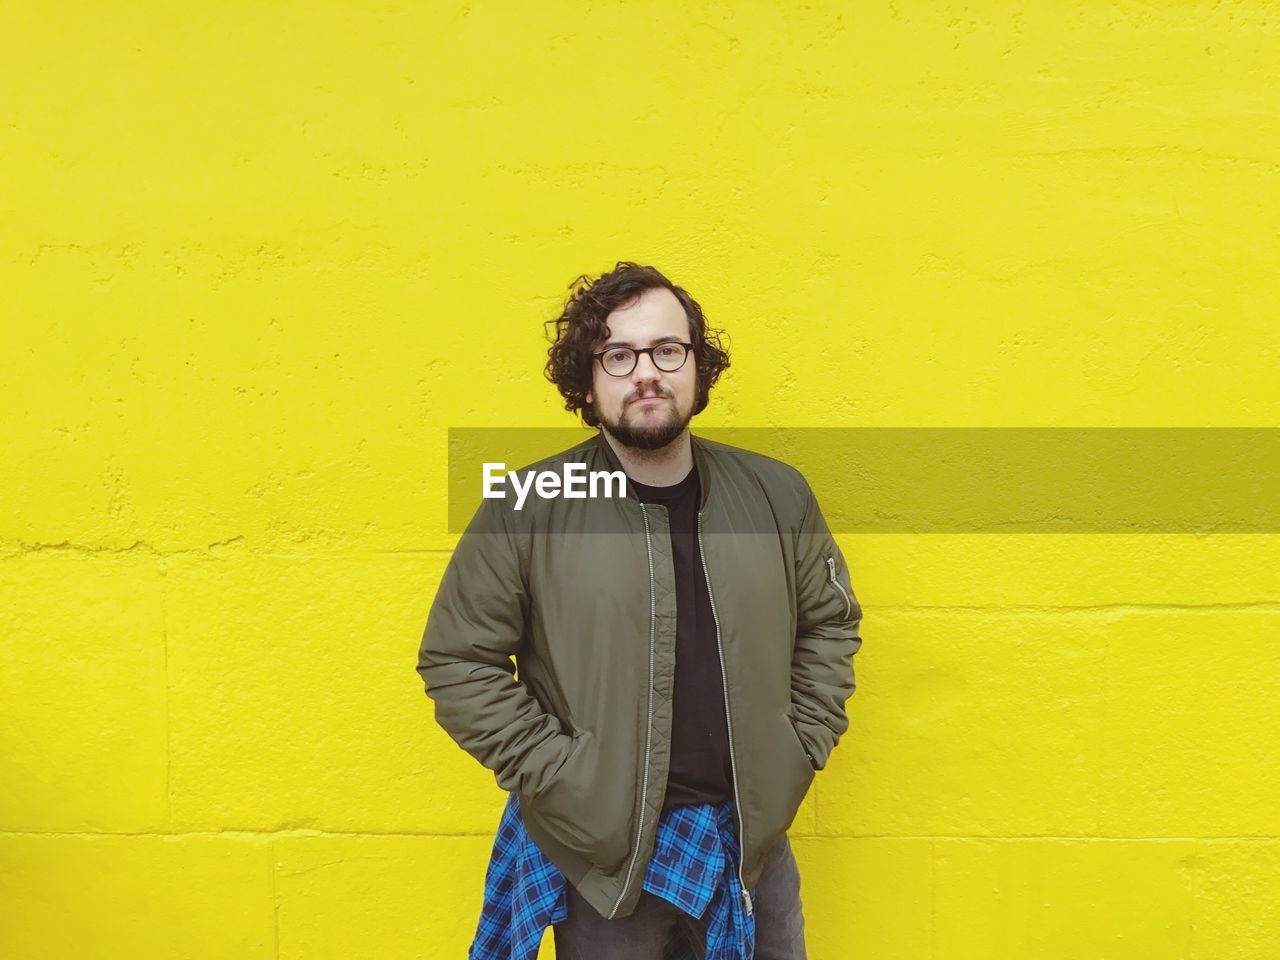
[{"left": 469, "top": 791, "right": 755, "bottom": 960}]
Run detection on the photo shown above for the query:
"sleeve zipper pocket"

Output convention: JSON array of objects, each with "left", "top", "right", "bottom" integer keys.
[{"left": 826, "top": 556, "right": 853, "bottom": 621}]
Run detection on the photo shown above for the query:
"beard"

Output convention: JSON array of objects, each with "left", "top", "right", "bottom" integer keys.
[{"left": 597, "top": 395, "right": 693, "bottom": 451}]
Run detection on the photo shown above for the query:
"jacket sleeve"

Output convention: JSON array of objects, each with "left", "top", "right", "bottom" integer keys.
[
  {"left": 790, "top": 478, "right": 863, "bottom": 771},
  {"left": 417, "top": 495, "right": 574, "bottom": 796}
]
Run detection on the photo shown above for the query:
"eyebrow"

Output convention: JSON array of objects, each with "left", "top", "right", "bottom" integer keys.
[{"left": 600, "top": 335, "right": 684, "bottom": 350}]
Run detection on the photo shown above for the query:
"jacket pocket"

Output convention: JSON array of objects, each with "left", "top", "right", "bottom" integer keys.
[
  {"left": 786, "top": 713, "right": 817, "bottom": 772},
  {"left": 825, "top": 555, "right": 853, "bottom": 622},
  {"left": 524, "top": 730, "right": 630, "bottom": 870},
  {"left": 756, "top": 714, "right": 816, "bottom": 845}
]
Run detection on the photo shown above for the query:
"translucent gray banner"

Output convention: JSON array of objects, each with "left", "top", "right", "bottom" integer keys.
[{"left": 447, "top": 427, "right": 1280, "bottom": 534}]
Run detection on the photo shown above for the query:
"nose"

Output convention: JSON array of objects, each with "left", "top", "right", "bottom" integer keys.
[{"left": 631, "top": 350, "right": 662, "bottom": 384}]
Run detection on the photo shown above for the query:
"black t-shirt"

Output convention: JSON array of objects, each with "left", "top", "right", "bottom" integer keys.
[{"left": 629, "top": 465, "right": 734, "bottom": 814}]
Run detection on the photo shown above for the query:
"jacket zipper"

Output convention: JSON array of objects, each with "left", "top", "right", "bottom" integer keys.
[
  {"left": 609, "top": 503, "right": 657, "bottom": 919},
  {"left": 826, "top": 556, "right": 852, "bottom": 620},
  {"left": 698, "top": 511, "right": 753, "bottom": 916}
]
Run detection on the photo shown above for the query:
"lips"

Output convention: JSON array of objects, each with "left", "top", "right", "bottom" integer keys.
[{"left": 632, "top": 395, "right": 667, "bottom": 405}]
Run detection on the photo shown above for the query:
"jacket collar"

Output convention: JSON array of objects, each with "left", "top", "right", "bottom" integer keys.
[{"left": 591, "top": 428, "right": 712, "bottom": 512}]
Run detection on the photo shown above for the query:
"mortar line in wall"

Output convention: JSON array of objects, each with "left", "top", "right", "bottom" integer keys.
[
  {"left": 876, "top": 602, "right": 1280, "bottom": 614},
  {"left": 159, "top": 556, "right": 171, "bottom": 831},
  {"left": 270, "top": 837, "right": 281, "bottom": 960},
  {"left": 4, "top": 830, "right": 1276, "bottom": 841},
  {"left": 1187, "top": 840, "right": 1199, "bottom": 959},
  {"left": 813, "top": 773, "right": 820, "bottom": 837},
  {"left": 929, "top": 838, "right": 937, "bottom": 960},
  {"left": 1097, "top": 648, "right": 1107, "bottom": 837}
]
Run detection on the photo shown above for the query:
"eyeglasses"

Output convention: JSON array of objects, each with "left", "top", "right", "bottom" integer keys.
[{"left": 592, "top": 341, "right": 694, "bottom": 378}]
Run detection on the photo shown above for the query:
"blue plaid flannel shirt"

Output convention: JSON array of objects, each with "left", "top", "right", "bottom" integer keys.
[{"left": 469, "top": 791, "right": 755, "bottom": 959}]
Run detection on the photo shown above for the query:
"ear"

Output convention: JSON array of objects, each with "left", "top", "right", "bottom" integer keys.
[{"left": 586, "top": 389, "right": 593, "bottom": 405}]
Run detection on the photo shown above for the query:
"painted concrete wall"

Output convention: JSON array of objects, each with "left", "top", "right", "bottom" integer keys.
[{"left": 3, "top": 2, "right": 1278, "bottom": 957}]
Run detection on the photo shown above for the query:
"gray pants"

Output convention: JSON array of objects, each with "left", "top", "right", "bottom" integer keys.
[{"left": 553, "top": 833, "right": 807, "bottom": 959}]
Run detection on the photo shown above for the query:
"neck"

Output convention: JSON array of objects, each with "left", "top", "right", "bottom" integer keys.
[{"left": 600, "top": 427, "right": 694, "bottom": 487}]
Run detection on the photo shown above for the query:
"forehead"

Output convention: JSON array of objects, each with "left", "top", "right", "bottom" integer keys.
[{"left": 598, "top": 286, "right": 691, "bottom": 346}]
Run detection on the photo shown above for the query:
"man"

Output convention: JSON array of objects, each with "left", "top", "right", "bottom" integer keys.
[{"left": 418, "top": 262, "right": 862, "bottom": 957}]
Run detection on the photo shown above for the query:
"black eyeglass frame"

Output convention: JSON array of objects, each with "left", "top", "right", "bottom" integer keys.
[{"left": 591, "top": 341, "right": 695, "bottom": 378}]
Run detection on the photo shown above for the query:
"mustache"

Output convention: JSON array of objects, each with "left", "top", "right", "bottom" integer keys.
[{"left": 628, "top": 388, "right": 672, "bottom": 403}]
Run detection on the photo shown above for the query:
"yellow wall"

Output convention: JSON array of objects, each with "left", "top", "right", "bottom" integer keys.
[{"left": 3, "top": 2, "right": 1278, "bottom": 957}]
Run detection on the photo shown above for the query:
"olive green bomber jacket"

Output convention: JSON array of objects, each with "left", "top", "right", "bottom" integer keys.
[{"left": 417, "top": 430, "right": 862, "bottom": 920}]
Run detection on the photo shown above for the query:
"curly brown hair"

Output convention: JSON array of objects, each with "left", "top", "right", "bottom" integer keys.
[{"left": 543, "top": 261, "right": 731, "bottom": 428}]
